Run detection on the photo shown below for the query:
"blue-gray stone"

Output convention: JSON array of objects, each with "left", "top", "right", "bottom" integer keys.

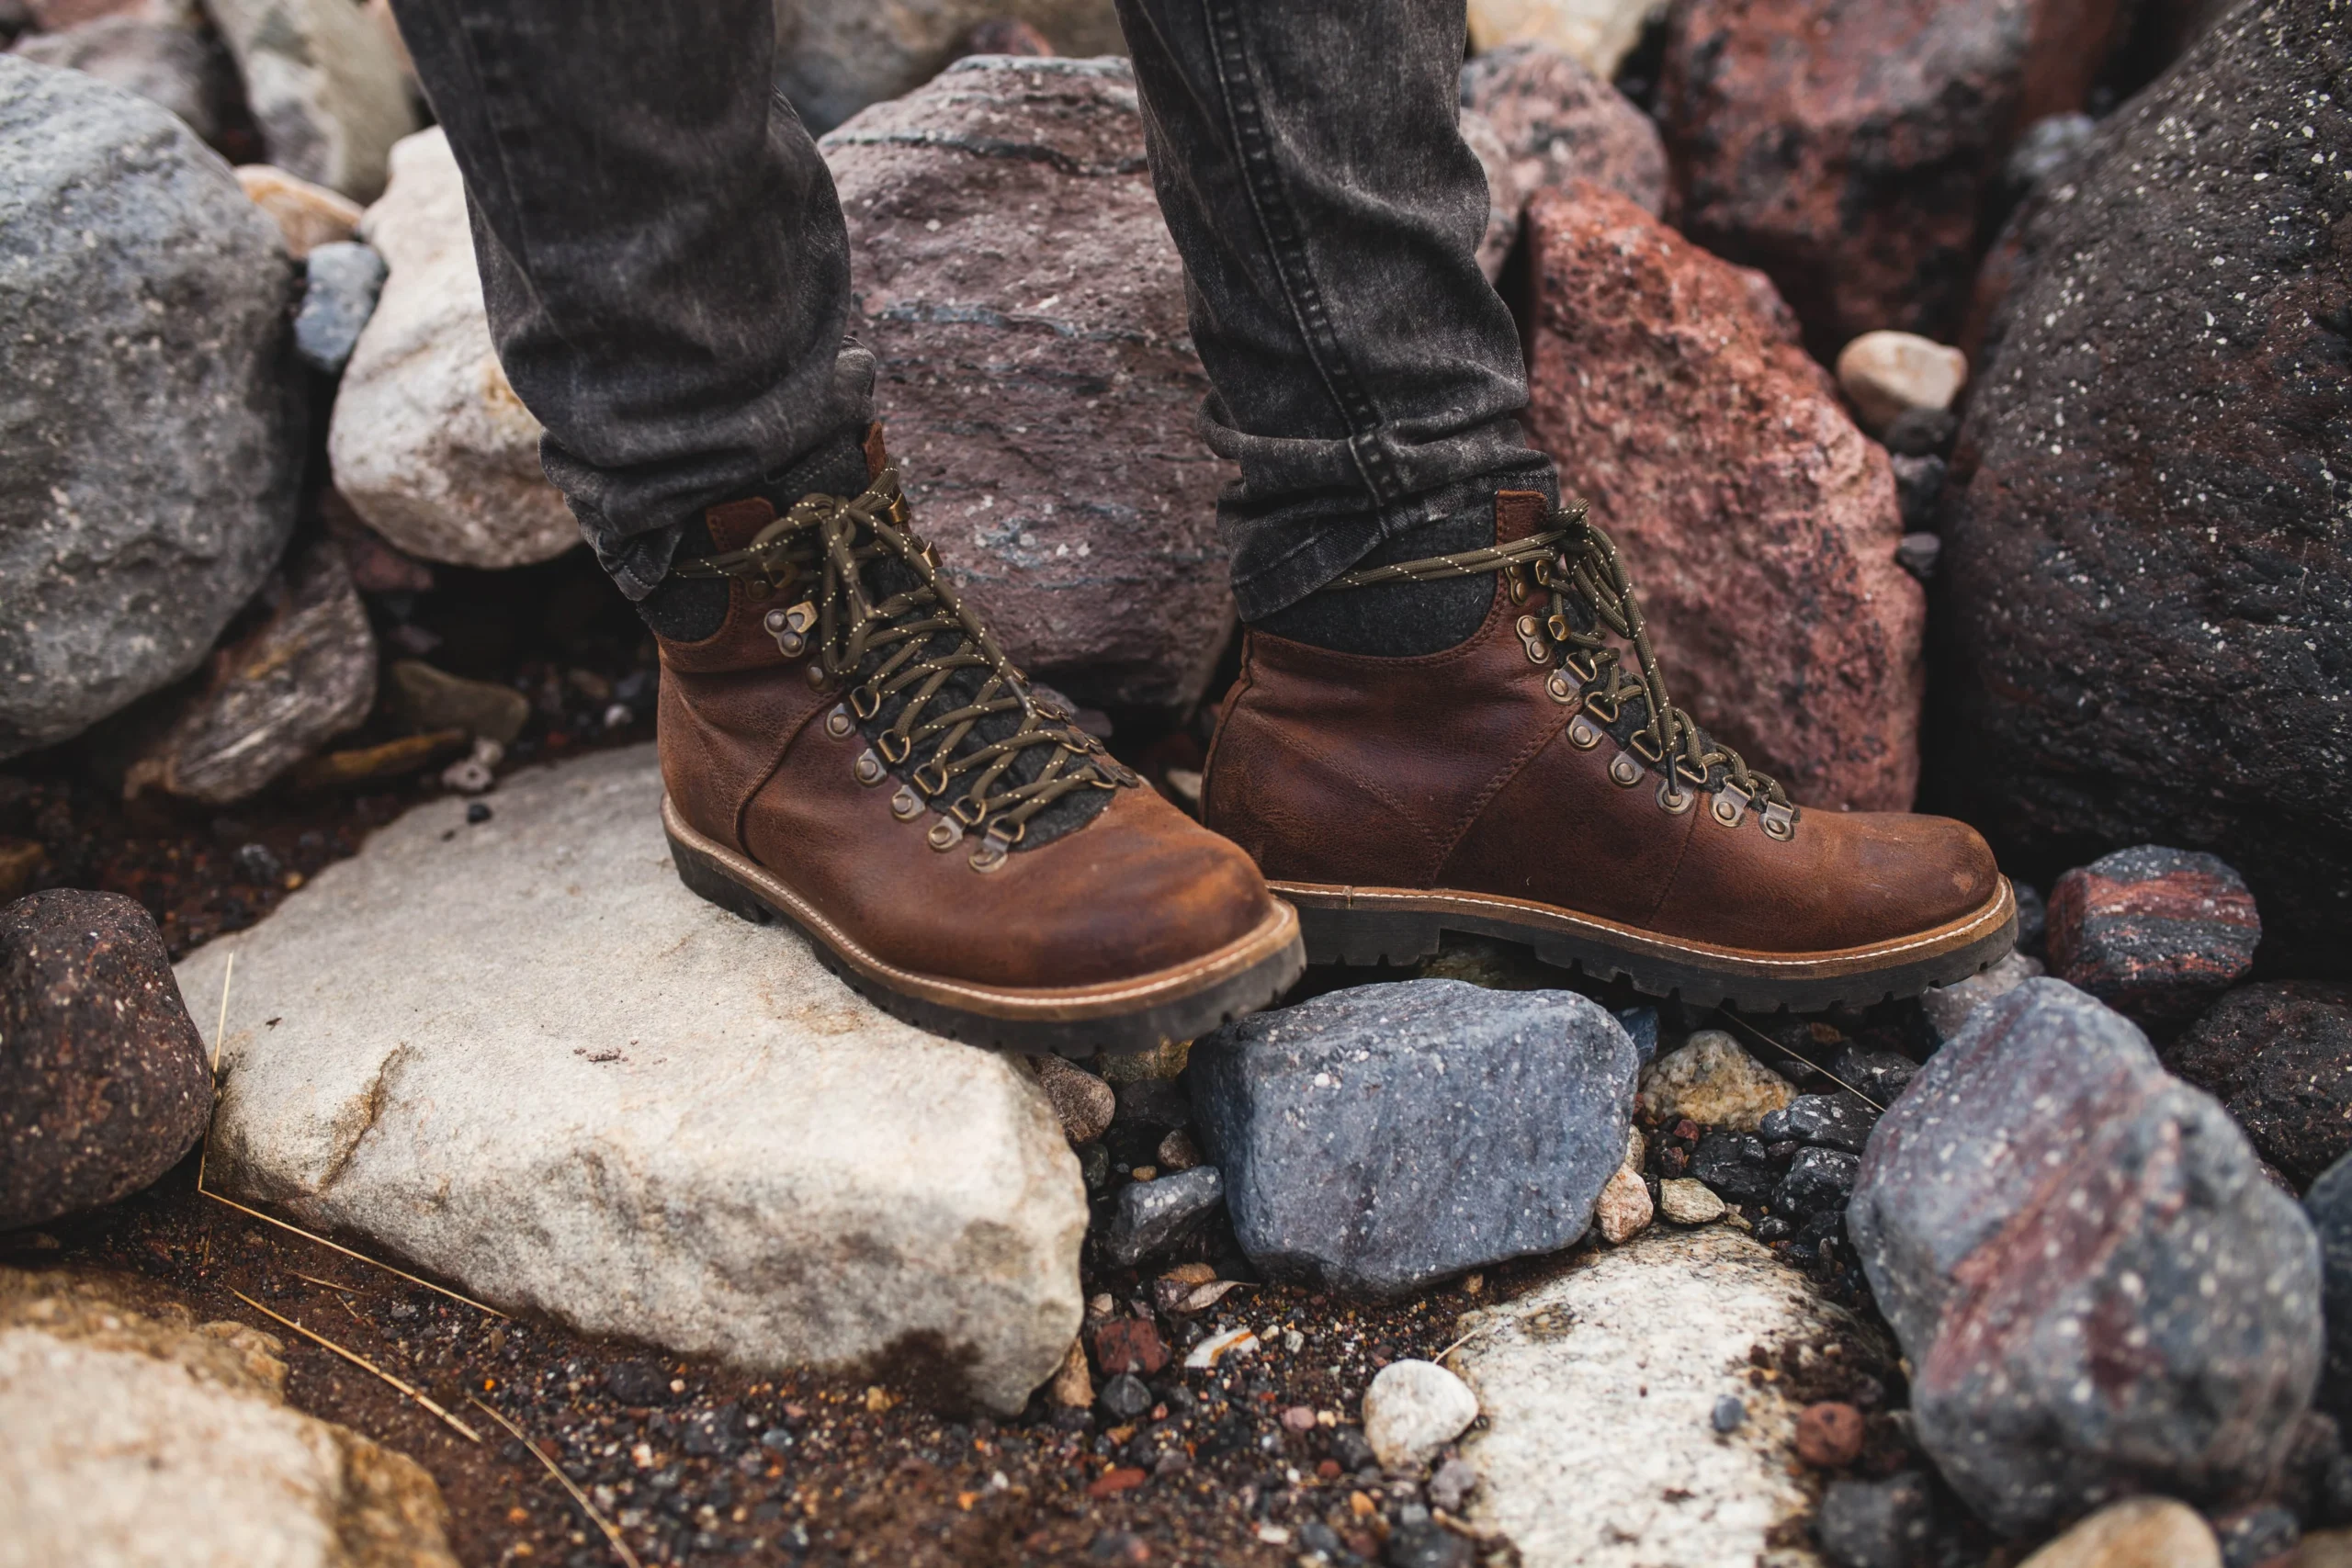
[
  {"left": 293, "top": 240, "right": 387, "bottom": 376},
  {"left": 2304, "top": 1151, "right": 2352, "bottom": 1420},
  {"left": 1815, "top": 1473, "right": 1934, "bottom": 1568},
  {"left": 1711, "top": 1395, "right": 1745, "bottom": 1433},
  {"left": 1104, "top": 1165, "right": 1222, "bottom": 1268},
  {"left": 1189, "top": 979, "right": 1638, "bottom": 1299},
  {"left": 1848, "top": 978, "right": 2322, "bottom": 1536},
  {"left": 1615, "top": 1006, "right": 1660, "bottom": 1066}
]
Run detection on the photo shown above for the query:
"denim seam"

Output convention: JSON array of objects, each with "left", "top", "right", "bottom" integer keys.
[{"left": 1197, "top": 0, "right": 1406, "bottom": 518}]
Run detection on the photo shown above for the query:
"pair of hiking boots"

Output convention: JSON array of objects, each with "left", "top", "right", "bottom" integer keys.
[{"left": 652, "top": 430, "right": 2015, "bottom": 1054}]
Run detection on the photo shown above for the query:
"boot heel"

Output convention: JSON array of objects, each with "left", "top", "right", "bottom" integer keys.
[
  {"left": 668, "top": 830, "right": 775, "bottom": 926},
  {"left": 1293, "top": 900, "right": 1441, "bottom": 968}
]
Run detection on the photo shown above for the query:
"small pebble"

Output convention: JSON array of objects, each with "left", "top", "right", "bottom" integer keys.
[
  {"left": 1794, "top": 1401, "right": 1866, "bottom": 1468},
  {"left": 465, "top": 802, "right": 492, "bottom": 825},
  {"left": 1712, "top": 1394, "right": 1746, "bottom": 1433},
  {"left": 1427, "top": 1455, "right": 1478, "bottom": 1512},
  {"left": 1836, "top": 330, "right": 1967, "bottom": 433},
  {"left": 1660, "top": 1178, "right": 1727, "bottom": 1225},
  {"left": 1363, "top": 1359, "right": 1480, "bottom": 1471},
  {"left": 1097, "top": 1372, "right": 1152, "bottom": 1421}
]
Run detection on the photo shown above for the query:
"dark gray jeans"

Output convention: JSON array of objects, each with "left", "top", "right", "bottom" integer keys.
[{"left": 388, "top": 0, "right": 1554, "bottom": 617}]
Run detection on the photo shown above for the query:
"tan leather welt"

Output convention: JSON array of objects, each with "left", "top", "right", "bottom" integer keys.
[
  {"left": 664, "top": 795, "right": 1301, "bottom": 1020},
  {"left": 1268, "top": 876, "right": 2016, "bottom": 978}
]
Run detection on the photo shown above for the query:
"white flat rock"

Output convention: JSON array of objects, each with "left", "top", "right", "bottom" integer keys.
[
  {"left": 177, "top": 744, "right": 1086, "bottom": 1414},
  {"left": 1454, "top": 1227, "right": 1842, "bottom": 1568}
]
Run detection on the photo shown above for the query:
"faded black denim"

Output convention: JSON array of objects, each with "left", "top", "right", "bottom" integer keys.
[{"left": 390, "top": 0, "right": 1554, "bottom": 617}]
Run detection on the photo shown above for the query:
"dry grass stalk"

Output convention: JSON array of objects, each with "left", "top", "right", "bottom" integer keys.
[
  {"left": 1713, "top": 1007, "right": 1886, "bottom": 1112},
  {"left": 196, "top": 947, "right": 507, "bottom": 1319},
  {"left": 470, "top": 1395, "right": 645, "bottom": 1568},
  {"left": 293, "top": 1270, "right": 357, "bottom": 1294},
  {"left": 229, "top": 1289, "right": 483, "bottom": 1445}
]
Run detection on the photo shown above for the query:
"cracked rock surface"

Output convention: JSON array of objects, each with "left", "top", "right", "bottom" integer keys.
[{"left": 175, "top": 743, "right": 1088, "bottom": 1416}]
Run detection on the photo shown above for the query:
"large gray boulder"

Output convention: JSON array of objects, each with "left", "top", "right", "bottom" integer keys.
[
  {"left": 1189, "top": 978, "right": 1638, "bottom": 1297},
  {"left": 0, "top": 57, "right": 301, "bottom": 760},
  {"left": 1848, "top": 978, "right": 2323, "bottom": 1535},
  {"left": 175, "top": 744, "right": 1088, "bottom": 1416}
]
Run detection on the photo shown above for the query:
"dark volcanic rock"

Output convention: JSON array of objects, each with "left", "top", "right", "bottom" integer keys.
[
  {"left": 1102, "top": 1166, "right": 1222, "bottom": 1269},
  {"left": 820, "top": 57, "right": 1234, "bottom": 713},
  {"left": 1658, "top": 0, "right": 2130, "bottom": 355},
  {"left": 1828, "top": 1047, "right": 1920, "bottom": 1107},
  {"left": 1458, "top": 42, "right": 1667, "bottom": 214},
  {"left": 1190, "top": 979, "right": 1638, "bottom": 1298},
  {"left": 2169, "top": 982, "right": 2352, "bottom": 1189},
  {"left": 2047, "top": 846, "right": 2261, "bottom": 1031},
  {"left": 1775, "top": 1145, "right": 1860, "bottom": 1218},
  {"left": 1939, "top": 0, "right": 2352, "bottom": 979},
  {"left": 0, "top": 56, "right": 301, "bottom": 759},
  {"left": 0, "top": 889, "right": 211, "bottom": 1228},
  {"left": 1849, "top": 978, "right": 2322, "bottom": 1536},
  {"left": 1815, "top": 1472, "right": 1935, "bottom": 1568},
  {"left": 1689, "top": 1128, "right": 1779, "bottom": 1207},
  {"left": 1760, "top": 1093, "right": 1877, "bottom": 1156}
]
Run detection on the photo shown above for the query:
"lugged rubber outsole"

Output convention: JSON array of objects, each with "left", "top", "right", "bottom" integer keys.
[
  {"left": 663, "top": 795, "right": 1306, "bottom": 1055},
  {"left": 1270, "top": 876, "right": 2019, "bottom": 1013}
]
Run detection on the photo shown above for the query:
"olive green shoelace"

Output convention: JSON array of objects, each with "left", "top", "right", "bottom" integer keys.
[
  {"left": 1322, "top": 502, "right": 1794, "bottom": 818},
  {"left": 676, "top": 468, "right": 1134, "bottom": 849}
]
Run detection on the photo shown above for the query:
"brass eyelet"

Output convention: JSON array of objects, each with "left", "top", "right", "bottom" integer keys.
[
  {"left": 743, "top": 578, "right": 774, "bottom": 601},
  {"left": 1584, "top": 691, "right": 1620, "bottom": 725},
  {"left": 1711, "top": 784, "right": 1751, "bottom": 829},
  {"left": 969, "top": 827, "right": 1014, "bottom": 874},
  {"left": 889, "top": 785, "right": 923, "bottom": 821},
  {"left": 1657, "top": 775, "right": 1694, "bottom": 815},
  {"left": 912, "top": 760, "right": 951, "bottom": 796},
  {"left": 1674, "top": 756, "right": 1711, "bottom": 789},
  {"left": 1761, "top": 801, "right": 1797, "bottom": 841},
  {"left": 1516, "top": 615, "right": 1543, "bottom": 640},
  {"left": 850, "top": 685, "right": 882, "bottom": 720},
  {"left": 1564, "top": 651, "right": 1599, "bottom": 684},
  {"left": 876, "top": 730, "right": 911, "bottom": 764},
  {"left": 824, "top": 705, "right": 854, "bottom": 739},
  {"left": 1566, "top": 715, "right": 1603, "bottom": 750},
  {"left": 951, "top": 795, "right": 987, "bottom": 827},
  {"left": 1507, "top": 569, "right": 1528, "bottom": 604},
  {"left": 805, "top": 663, "right": 830, "bottom": 689},
  {"left": 1629, "top": 727, "right": 1665, "bottom": 764},
  {"left": 853, "top": 748, "right": 886, "bottom": 786},
  {"left": 926, "top": 816, "right": 965, "bottom": 852},
  {"left": 1544, "top": 671, "right": 1577, "bottom": 705},
  {"left": 1609, "top": 751, "right": 1644, "bottom": 788},
  {"left": 1522, "top": 638, "right": 1549, "bottom": 665}
]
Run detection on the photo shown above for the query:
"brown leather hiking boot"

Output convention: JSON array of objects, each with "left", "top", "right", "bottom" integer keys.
[
  {"left": 1203, "top": 490, "right": 2015, "bottom": 1011},
  {"left": 654, "top": 435, "right": 1303, "bottom": 1054}
]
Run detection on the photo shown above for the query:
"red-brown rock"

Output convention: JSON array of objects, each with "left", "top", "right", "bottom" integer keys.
[
  {"left": 1795, "top": 1401, "right": 1866, "bottom": 1468},
  {"left": 1522, "top": 184, "right": 1923, "bottom": 811},
  {"left": 1658, "top": 0, "right": 2131, "bottom": 356},
  {"left": 0, "top": 889, "right": 211, "bottom": 1229},
  {"left": 1092, "top": 1316, "right": 1169, "bottom": 1378},
  {"left": 2048, "top": 847, "right": 2261, "bottom": 1033},
  {"left": 822, "top": 56, "right": 1235, "bottom": 715},
  {"left": 1459, "top": 42, "right": 1667, "bottom": 216}
]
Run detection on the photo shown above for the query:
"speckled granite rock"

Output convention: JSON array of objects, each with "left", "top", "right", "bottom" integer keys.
[
  {"left": 821, "top": 56, "right": 1235, "bottom": 713},
  {"left": 1190, "top": 979, "right": 1638, "bottom": 1297},
  {"left": 1659, "top": 0, "right": 2129, "bottom": 355},
  {"left": 1523, "top": 183, "right": 1922, "bottom": 810},
  {"left": 2047, "top": 846, "right": 2260, "bottom": 1032},
  {"left": 0, "top": 890, "right": 210, "bottom": 1229},
  {"left": 1849, "top": 978, "right": 2322, "bottom": 1535},
  {"left": 0, "top": 58, "right": 301, "bottom": 759},
  {"left": 204, "top": 0, "right": 418, "bottom": 200},
  {"left": 1459, "top": 42, "right": 1666, "bottom": 214},
  {"left": 1939, "top": 0, "right": 2352, "bottom": 978}
]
